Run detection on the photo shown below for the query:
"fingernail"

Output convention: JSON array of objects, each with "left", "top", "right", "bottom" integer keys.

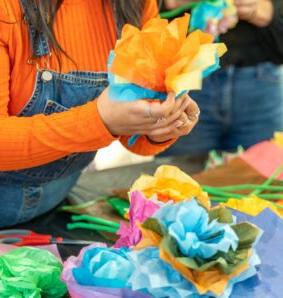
[
  {"left": 175, "top": 120, "right": 184, "bottom": 128},
  {"left": 209, "top": 23, "right": 217, "bottom": 36},
  {"left": 188, "top": 111, "right": 200, "bottom": 121}
]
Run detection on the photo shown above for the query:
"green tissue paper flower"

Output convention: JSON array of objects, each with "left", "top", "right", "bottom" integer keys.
[{"left": 0, "top": 247, "right": 67, "bottom": 298}]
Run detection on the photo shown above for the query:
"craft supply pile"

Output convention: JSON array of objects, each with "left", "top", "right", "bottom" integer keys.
[{"left": 1, "top": 157, "right": 283, "bottom": 297}]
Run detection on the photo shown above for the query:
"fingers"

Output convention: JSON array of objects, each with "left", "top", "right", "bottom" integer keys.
[
  {"left": 150, "top": 92, "right": 176, "bottom": 119},
  {"left": 185, "top": 98, "right": 200, "bottom": 122},
  {"left": 218, "top": 17, "right": 234, "bottom": 34},
  {"left": 155, "top": 95, "right": 191, "bottom": 128},
  {"left": 165, "top": 0, "right": 189, "bottom": 9},
  {"left": 234, "top": 0, "right": 257, "bottom": 5},
  {"left": 234, "top": 0, "right": 257, "bottom": 20},
  {"left": 206, "top": 20, "right": 218, "bottom": 36}
]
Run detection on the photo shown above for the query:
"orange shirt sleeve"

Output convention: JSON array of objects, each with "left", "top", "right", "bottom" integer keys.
[
  {"left": 0, "top": 28, "right": 116, "bottom": 171},
  {"left": 120, "top": 136, "right": 176, "bottom": 156}
]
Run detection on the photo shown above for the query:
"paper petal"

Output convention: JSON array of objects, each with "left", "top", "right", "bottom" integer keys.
[
  {"left": 131, "top": 165, "right": 210, "bottom": 209},
  {"left": 223, "top": 195, "right": 283, "bottom": 218}
]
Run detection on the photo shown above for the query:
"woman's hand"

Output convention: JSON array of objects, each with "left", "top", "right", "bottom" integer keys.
[
  {"left": 147, "top": 94, "right": 200, "bottom": 143},
  {"left": 97, "top": 88, "right": 193, "bottom": 138}
]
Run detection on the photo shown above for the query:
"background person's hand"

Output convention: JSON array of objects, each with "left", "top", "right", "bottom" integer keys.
[
  {"left": 234, "top": 0, "right": 273, "bottom": 27},
  {"left": 206, "top": 15, "right": 238, "bottom": 36},
  {"left": 234, "top": 0, "right": 258, "bottom": 22},
  {"left": 97, "top": 88, "right": 193, "bottom": 138},
  {"left": 147, "top": 94, "right": 200, "bottom": 143},
  {"left": 164, "top": 0, "right": 193, "bottom": 9}
]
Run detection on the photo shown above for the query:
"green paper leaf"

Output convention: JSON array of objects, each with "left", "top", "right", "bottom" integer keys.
[
  {"left": 161, "top": 234, "right": 181, "bottom": 257},
  {"left": 232, "top": 222, "right": 261, "bottom": 249},
  {"left": 142, "top": 218, "right": 165, "bottom": 236},
  {"left": 208, "top": 206, "right": 234, "bottom": 224}
]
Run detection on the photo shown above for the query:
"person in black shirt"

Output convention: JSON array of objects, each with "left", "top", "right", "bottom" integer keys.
[{"left": 161, "top": 0, "right": 283, "bottom": 156}]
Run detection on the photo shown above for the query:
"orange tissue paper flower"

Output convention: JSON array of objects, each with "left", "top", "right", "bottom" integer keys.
[{"left": 110, "top": 14, "right": 227, "bottom": 95}]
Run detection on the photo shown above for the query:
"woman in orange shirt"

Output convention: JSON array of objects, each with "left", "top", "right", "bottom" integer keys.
[{"left": 0, "top": 0, "right": 199, "bottom": 227}]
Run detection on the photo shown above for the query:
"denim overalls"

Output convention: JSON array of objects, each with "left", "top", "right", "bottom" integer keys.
[{"left": 0, "top": 0, "right": 112, "bottom": 227}]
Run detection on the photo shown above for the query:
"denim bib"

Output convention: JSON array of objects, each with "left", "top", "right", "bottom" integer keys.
[{"left": 0, "top": 0, "right": 112, "bottom": 226}]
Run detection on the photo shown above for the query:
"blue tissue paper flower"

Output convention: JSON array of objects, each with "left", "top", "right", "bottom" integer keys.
[
  {"left": 128, "top": 247, "right": 260, "bottom": 298},
  {"left": 73, "top": 247, "right": 134, "bottom": 288},
  {"left": 154, "top": 199, "right": 239, "bottom": 259}
]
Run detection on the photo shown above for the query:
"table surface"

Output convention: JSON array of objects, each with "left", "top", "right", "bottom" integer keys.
[{"left": 15, "top": 155, "right": 206, "bottom": 259}]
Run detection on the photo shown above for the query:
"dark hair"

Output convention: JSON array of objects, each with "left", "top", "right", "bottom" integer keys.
[{"left": 24, "top": 0, "right": 146, "bottom": 58}]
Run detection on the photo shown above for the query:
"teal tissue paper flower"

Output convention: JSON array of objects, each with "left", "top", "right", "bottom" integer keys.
[
  {"left": 190, "top": 0, "right": 227, "bottom": 31},
  {"left": 72, "top": 247, "right": 134, "bottom": 288}
]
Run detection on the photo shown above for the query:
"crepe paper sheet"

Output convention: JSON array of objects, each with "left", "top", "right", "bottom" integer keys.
[
  {"left": 131, "top": 165, "right": 210, "bottom": 209},
  {"left": 0, "top": 246, "right": 67, "bottom": 298},
  {"left": 223, "top": 195, "right": 283, "bottom": 218},
  {"left": 241, "top": 141, "right": 283, "bottom": 180},
  {"left": 109, "top": 14, "right": 227, "bottom": 96},
  {"left": 226, "top": 209, "right": 283, "bottom": 297},
  {"left": 114, "top": 191, "right": 160, "bottom": 248},
  {"left": 190, "top": 0, "right": 237, "bottom": 32}
]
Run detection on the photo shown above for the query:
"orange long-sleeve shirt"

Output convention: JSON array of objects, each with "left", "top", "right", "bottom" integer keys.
[{"left": 0, "top": 0, "right": 173, "bottom": 171}]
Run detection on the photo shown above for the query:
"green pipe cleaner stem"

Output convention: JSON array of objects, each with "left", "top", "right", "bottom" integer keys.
[
  {"left": 203, "top": 186, "right": 243, "bottom": 198},
  {"left": 160, "top": 2, "right": 197, "bottom": 19},
  {"left": 67, "top": 222, "right": 118, "bottom": 233},
  {"left": 203, "top": 184, "right": 283, "bottom": 192},
  {"left": 251, "top": 164, "right": 283, "bottom": 196},
  {"left": 71, "top": 215, "right": 120, "bottom": 228}
]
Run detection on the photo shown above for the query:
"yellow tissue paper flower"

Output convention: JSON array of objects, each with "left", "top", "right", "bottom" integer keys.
[
  {"left": 130, "top": 165, "right": 210, "bottom": 209},
  {"left": 223, "top": 195, "right": 283, "bottom": 218}
]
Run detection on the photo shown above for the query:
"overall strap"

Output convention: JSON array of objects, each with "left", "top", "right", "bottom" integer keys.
[{"left": 20, "top": 0, "right": 50, "bottom": 57}]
